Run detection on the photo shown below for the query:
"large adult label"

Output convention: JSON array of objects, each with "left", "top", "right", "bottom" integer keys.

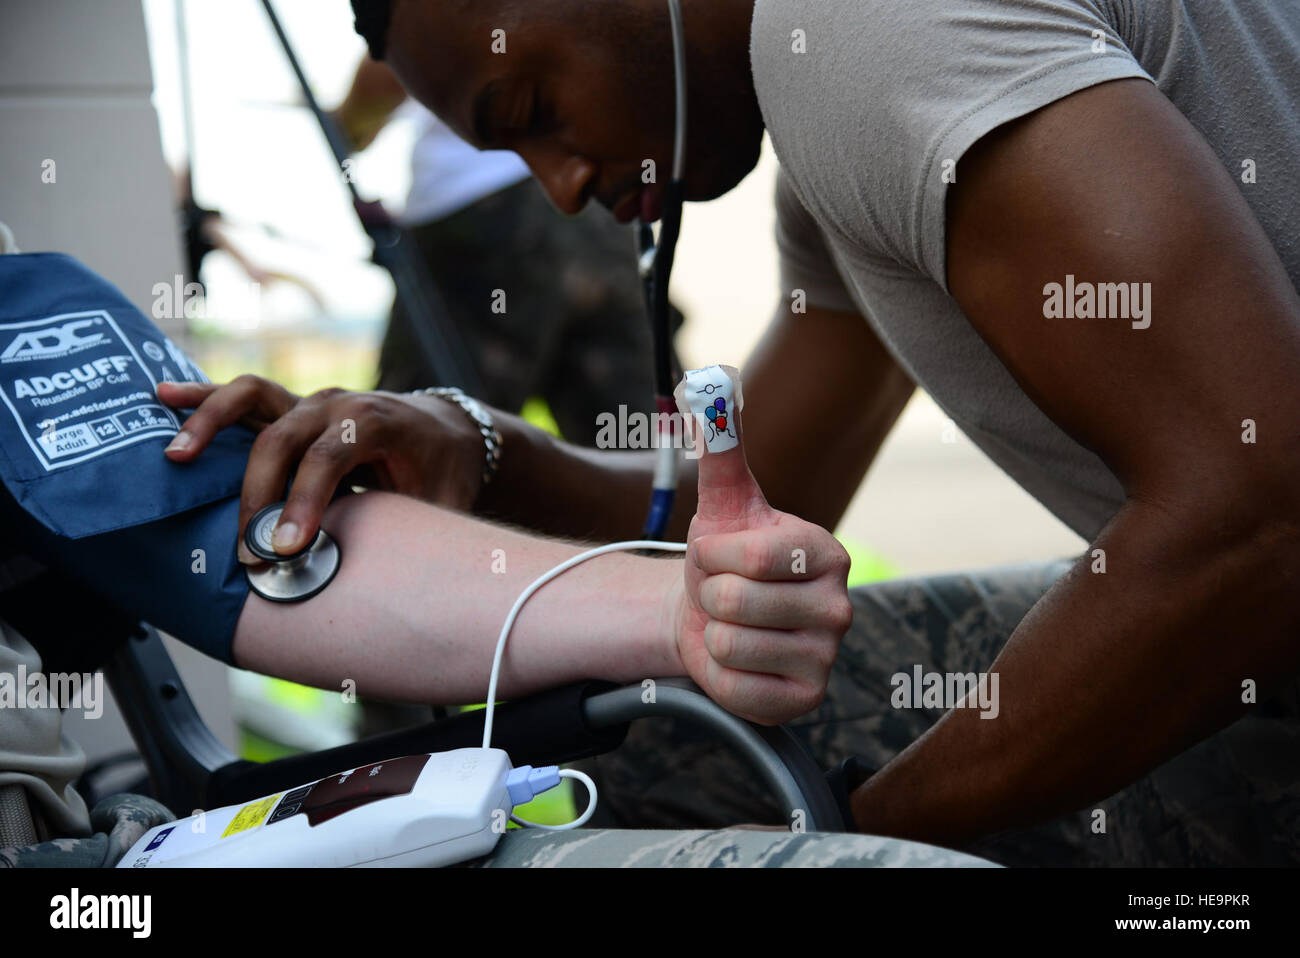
[{"left": 0, "top": 310, "right": 192, "bottom": 470}]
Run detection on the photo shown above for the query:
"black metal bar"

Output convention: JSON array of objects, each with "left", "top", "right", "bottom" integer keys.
[
  {"left": 204, "top": 680, "right": 628, "bottom": 808},
  {"left": 582, "top": 678, "right": 847, "bottom": 832},
  {"left": 102, "top": 625, "right": 239, "bottom": 817},
  {"left": 258, "top": 0, "right": 484, "bottom": 394}
]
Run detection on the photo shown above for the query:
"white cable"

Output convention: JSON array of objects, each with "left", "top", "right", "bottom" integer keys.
[
  {"left": 667, "top": 0, "right": 687, "bottom": 181},
  {"left": 509, "top": 769, "right": 598, "bottom": 831},
  {"left": 481, "top": 538, "right": 688, "bottom": 749},
  {"left": 482, "top": 538, "right": 686, "bottom": 831}
]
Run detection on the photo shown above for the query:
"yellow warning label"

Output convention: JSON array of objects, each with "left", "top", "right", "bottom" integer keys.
[{"left": 221, "top": 794, "right": 282, "bottom": 838}]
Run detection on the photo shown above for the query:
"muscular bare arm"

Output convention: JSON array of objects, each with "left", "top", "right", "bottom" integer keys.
[
  {"left": 743, "top": 302, "right": 914, "bottom": 530},
  {"left": 852, "top": 79, "right": 1300, "bottom": 845}
]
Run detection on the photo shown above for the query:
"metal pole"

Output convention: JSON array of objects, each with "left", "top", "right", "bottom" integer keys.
[{"left": 259, "top": 0, "right": 484, "bottom": 394}]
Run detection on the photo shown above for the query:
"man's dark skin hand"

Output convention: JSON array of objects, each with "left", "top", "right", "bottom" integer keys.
[
  {"left": 159, "top": 379, "right": 486, "bottom": 561},
  {"left": 166, "top": 0, "right": 1300, "bottom": 849}
]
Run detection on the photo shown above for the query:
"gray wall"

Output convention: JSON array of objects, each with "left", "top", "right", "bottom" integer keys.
[
  {"left": 0, "top": 0, "right": 186, "bottom": 338},
  {"left": 0, "top": 0, "right": 237, "bottom": 767}
]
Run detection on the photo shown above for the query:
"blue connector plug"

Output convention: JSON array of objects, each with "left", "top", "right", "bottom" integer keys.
[{"left": 505, "top": 765, "right": 562, "bottom": 807}]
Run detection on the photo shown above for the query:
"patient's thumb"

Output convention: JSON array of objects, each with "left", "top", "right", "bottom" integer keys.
[{"left": 676, "top": 365, "right": 770, "bottom": 525}]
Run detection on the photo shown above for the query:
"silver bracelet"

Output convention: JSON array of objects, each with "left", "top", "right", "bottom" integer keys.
[{"left": 414, "top": 387, "right": 503, "bottom": 486}]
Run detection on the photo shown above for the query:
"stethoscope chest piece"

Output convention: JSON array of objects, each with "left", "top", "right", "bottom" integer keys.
[{"left": 244, "top": 502, "right": 341, "bottom": 603}]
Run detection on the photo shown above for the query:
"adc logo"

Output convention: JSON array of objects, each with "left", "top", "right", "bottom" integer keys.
[{"left": 1, "top": 318, "right": 108, "bottom": 361}]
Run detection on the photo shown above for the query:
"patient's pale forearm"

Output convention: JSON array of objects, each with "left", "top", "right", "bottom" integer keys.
[{"left": 231, "top": 491, "right": 682, "bottom": 704}]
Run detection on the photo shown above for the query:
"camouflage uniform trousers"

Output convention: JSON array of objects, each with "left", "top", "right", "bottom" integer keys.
[
  {"left": 561, "top": 559, "right": 1300, "bottom": 867},
  {"left": 1, "top": 793, "right": 173, "bottom": 868},
  {"left": 473, "top": 828, "right": 994, "bottom": 868},
  {"left": 376, "top": 176, "right": 678, "bottom": 448}
]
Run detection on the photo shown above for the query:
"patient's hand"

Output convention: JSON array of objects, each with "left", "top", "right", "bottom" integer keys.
[
  {"left": 673, "top": 398, "right": 852, "bottom": 726},
  {"left": 158, "top": 377, "right": 485, "bottom": 562}
]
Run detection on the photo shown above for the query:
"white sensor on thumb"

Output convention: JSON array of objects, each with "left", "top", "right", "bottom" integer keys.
[{"left": 675, "top": 364, "right": 743, "bottom": 455}]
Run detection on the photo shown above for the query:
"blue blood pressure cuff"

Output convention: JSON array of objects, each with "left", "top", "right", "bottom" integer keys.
[{"left": 0, "top": 252, "right": 252, "bottom": 661}]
